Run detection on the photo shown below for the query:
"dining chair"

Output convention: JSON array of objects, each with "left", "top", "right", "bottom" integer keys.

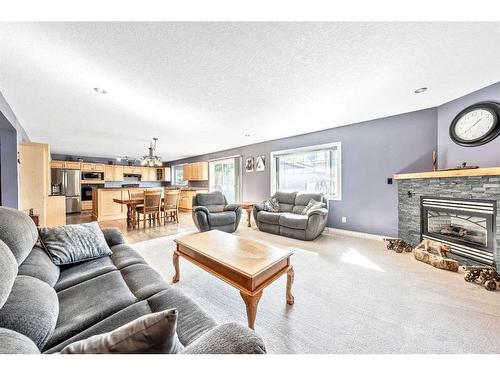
[
  {"left": 162, "top": 189, "right": 180, "bottom": 224},
  {"left": 135, "top": 190, "right": 162, "bottom": 228}
]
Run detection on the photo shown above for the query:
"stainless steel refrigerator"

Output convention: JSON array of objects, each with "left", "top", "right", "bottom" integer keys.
[{"left": 51, "top": 169, "right": 81, "bottom": 213}]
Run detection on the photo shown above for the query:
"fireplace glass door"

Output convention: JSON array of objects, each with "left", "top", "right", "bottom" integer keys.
[{"left": 426, "top": 210, "right": 488, "bottom": 248}]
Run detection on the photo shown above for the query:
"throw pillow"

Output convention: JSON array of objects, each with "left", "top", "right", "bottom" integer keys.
[
  {"left": 302, "top": 199, "right": 326, "bottom": 215},
  {"left": 39, "top": 221, "right": 112, "bottom": 265},
  {"left": 263, "top": 197, "right": 280, "bottom": 212},
  {"left": 60, "top": 309, "right": 183, "bottom": 354}
]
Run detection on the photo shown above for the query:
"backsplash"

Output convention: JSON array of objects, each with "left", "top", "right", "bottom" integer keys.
[{"left": 104, "top": 181, "right": 166, "bottom": 188}]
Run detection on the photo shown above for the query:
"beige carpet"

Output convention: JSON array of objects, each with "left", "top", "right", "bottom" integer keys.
[{"left": 131, "top": 226, "right": 500, "bottom": 354}]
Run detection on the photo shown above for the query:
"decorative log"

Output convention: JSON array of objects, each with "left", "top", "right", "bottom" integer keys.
[
  {"left": 383, "top": 238, "right": 413, "bottom": 253},
  {"left": 413, "top": 248, "right": 459, "bottom": 272},
  {"left": 415, "top": 239, "right": 451, "bottom": 258}
]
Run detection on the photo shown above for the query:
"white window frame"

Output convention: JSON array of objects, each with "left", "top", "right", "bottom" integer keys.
[
  {"left": 171, "top": 164, "right": 188, "bottom": 186},
  {"left": 270, "top": 142, "right": 342, "bottom": 201},
  {"left": 208, "top": 154, "right": 242, "bottom": 203}
]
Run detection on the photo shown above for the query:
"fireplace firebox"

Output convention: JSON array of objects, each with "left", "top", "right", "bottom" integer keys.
[{"left": 421, "top": 197, "right": 496, "bottom": 266}]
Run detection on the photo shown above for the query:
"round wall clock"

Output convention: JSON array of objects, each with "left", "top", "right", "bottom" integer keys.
[{"left": 449, "top": 102, "right": 500, "bottom": 147}]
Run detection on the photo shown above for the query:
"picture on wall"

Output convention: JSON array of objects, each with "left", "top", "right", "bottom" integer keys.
[
  {"left": 255, "top": 155, "right": 265, "bottom": 171},
  {"left": 245, "top": 157, "right": 254, "bottom": 172}
]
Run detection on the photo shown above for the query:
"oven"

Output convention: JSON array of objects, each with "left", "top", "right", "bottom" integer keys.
[{"left": 81, "top": 184, "right": 103, "bottom": 201}]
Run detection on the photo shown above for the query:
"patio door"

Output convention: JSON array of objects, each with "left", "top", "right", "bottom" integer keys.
[{"left": 208, "top": 156, "right": 241, "bottom": 203}]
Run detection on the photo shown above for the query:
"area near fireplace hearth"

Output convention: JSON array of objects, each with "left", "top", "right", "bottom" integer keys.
[{"left": 395, "top": 168, "right": 500, "bottom": 271}]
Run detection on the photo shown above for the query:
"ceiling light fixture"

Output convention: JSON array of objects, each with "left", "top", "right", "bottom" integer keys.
[
  {"left": 93, "top": 87, "right": 107, "bottom": 94},
  {"left": 414, "top": 87, "right": 428, "bottom": 94},
  {"left": 244, "top": 133, "right": 251, "bottom": 137},
  {"left": 141, "top": 138, "right": 163, "bottom": 167}
]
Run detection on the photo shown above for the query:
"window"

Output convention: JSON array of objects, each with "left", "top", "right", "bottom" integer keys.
[
  {"left": 270, "top": 142, "right": 341, "bottom": 200},
  {"left": 171, "top": 164, "right": 187, "bottom": 186},
  {"left": 208, "top": 156, "right": 242, "bottom": 203}
]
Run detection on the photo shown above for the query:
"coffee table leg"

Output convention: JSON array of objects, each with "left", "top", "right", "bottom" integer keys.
[
  {"left": 172, "top": 251, "right": 180, "bottom": 283},
  {"left": 240, "top": 291, "right": 263, "bottom": 330},
  {"left": 286, "top": 267, "right": 295, "bottom": 305}
]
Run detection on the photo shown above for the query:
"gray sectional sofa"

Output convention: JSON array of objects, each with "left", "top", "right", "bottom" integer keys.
[
  {"left": 253, "top": 191, "right": 329, "bottom": 241},
  {"left": 192, "top": 191, "right": 242, "bottom": 233},
  {"left": 0, "top": 207, "right": 265, "bottom": 354}
]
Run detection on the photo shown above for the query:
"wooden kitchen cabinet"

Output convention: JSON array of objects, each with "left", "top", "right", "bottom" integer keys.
[
  {"left": 50, "top": 160, "right": 64, "bottom": 169},
  {"left": 104, "top": 165, "right": 124, "bottom": 182},
  {"left": 64, "top": 161, "right": 82, "bottom": 170},
  {"left": 81, "top": 162, "right": 94, "bottom": 171},
  {"left": 123, "top": 166, "right": 133, "bottom": 174},
  {"left": 183, "top": 162, "right": 208, "bottom": 181}
]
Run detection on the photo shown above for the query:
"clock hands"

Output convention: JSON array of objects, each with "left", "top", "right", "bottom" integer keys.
[{"left": 464, "top": 118, "right": 483, "bottom": 134}]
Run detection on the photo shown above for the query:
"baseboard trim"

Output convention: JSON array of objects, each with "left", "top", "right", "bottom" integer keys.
[{"left": 324, "top": 227, "right": 386, "bottom": 241}]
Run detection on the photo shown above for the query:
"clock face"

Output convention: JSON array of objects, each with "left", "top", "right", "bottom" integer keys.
[
  {"left": 454, "top": 108, "right": 495, "bottom": 142},
  {"left": 450, "top": 103, "right": 500, "bottom": 147}
]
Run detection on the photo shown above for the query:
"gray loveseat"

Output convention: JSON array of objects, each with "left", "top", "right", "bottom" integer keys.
[
  {"left": 0, "top": 207, "right": 265, "bottom": 354},
  {"left": 253, "top": 191, "right": 329, "bottom": 241},
  {"left": 192, "top": 192, "right": 242, "bottom": 233}
]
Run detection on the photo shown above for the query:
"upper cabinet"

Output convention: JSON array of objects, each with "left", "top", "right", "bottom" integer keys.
[
  {"left": 104, "top": 165, "right": 124, "bottom": 182},
  {"left": 50, "top": 160, "right": 81, "bottom": 170},
  {"left": 163, "top": 167, "right": 171, "bottom": 181},
  {"left": 183, "top": 162, "right": 208, "bottom": 181},
  {"left": 82, "top": 162, "right": 105, "bottom": 172}
]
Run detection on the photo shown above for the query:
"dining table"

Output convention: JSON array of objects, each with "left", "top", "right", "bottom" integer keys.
[{"left": 113, "top": 197, "right": 145, "bottom": 228}]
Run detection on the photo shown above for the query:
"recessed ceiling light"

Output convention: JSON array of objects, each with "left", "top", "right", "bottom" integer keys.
[
  {"left": 414, "top": 87, "right": 428, "bottom": 94},
  {"left": 244, "top": 133, "right": 251, "bottom": 137},
  {"left": 93, "top": 87, "right": 107, "bottom": 94}
]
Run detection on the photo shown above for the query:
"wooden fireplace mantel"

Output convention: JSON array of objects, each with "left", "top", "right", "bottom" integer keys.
[{"left": 394, "top": 167, "right": 500, "bottom": 180}]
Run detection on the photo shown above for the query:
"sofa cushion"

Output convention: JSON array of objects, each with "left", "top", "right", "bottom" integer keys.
[
  {"left": 110, "top": 244, "right": 148, "bottom": 269},
  {"left": 119, "top": 263, "right": 171, "bottom": 301},
  {"left": 0, "top": 275, "right": 59, "bottom": 350},
  {"left": 208, "top": 211, "right": 236, "bottom": 227},
  {"left": 0, "top": 207, "right": 38, "bottom": 265},
  {"left": 18, "top": 245, "right": 60, "bottom": 287},
  {"left": 60, "top": 309, "right": 183, "bottom": 354},
  {"left": 294, "top": 192, "right": 325, "bottom": 206},
  {"left": 39, "top": 222, "right": 112, "bottom": 265},
  {"left": 47, "top": 270, "right": 138, "bottom": 349},
  {"left": 55, "top": 256, "right": 116, "bottom": 292},
  {"left": 0, "top": 239, "right": 17, "bottom": 309},
  {"left": 0, "top": 328, "right": 40, "bottom": 354},
  {"left": 279, "top": 213, "right": 308, "bottom": 230},
  {"left": 196, "top": 192, "right": 226, "bottom": 213},
  {"left": 257, "top": 211, "right": 282, "bottom": 225},
  {"left": 273, "top": 191, "right": 297, "bottom": 205}
]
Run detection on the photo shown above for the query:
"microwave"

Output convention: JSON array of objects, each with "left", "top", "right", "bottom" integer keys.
[{"left": 82, "top": 172, "right": 104, "bottom": 180}]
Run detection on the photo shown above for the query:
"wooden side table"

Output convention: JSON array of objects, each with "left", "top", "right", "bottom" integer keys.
[{"left": 240, "top": 202, "right": 256, "bottom": 227}]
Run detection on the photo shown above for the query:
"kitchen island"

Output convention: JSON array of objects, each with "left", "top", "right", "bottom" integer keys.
[{"left": 91, "top": 187, "right": 208, "bottom": 221}]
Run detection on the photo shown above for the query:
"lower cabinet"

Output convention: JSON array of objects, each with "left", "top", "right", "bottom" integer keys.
[{"left": 179, "top": 190, "right": 208, "bottom": 210}]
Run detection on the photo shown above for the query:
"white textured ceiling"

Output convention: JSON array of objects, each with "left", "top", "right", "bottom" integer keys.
[{"left": 1, "top": 22, "right": 500, "bottom": 161}]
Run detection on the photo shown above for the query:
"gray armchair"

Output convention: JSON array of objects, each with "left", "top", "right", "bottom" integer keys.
[{"left": 192, "top": 192, "right": 242, "bottom": 233}]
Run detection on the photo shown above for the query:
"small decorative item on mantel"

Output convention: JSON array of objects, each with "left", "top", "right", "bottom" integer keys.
[
  {"left": 383, "top": 238, "right": 413, "bottom": 253},
  {"left": 438, "top": 162, "right": 479, "bottom": 172},
  {"left": 462, "top": 265, "right": 500, "bottom": 291},
  {"left": 413, "top": 239, "right": 459, "bottom": 272}
]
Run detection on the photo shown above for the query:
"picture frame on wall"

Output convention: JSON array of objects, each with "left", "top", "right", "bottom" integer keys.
[
  {"left": 255, "top": 155, "right": 265, "bottom": 171},
  {"left": 245, "top": 157, "right": 254, "bottom": 172}
]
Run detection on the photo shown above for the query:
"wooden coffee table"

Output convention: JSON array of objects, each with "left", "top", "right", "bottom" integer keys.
[{"left": 173, "top": 230, "right": 294, "bottom": 330}]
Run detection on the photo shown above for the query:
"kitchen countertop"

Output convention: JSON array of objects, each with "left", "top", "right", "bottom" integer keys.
[{"left": 94, "top": 187, "right": 208, "bottom": 191}]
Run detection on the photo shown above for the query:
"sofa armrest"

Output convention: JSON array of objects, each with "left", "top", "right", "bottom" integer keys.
[
  {"left": 224, "top": 203, "right": 241, "bottom": 212},
  {"left": 180, "top": 323, "right": 266, "bottom": 354},
  {"left": 101, "top": 228, "right": 125, "bottom": 247},
  {"left": 192, "top": 206, "right": 210, "bottom": 215},
  {"left": 307, "top": 208, "right": 328, "bottom": 218}
]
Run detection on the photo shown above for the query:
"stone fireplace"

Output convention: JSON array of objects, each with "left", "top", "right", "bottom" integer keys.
[
  {"left": 396, "top": 172, "right": 500, "bottom": 270},
  {"left": 420, "top": 197, "right": 495, "bottom": 265}
]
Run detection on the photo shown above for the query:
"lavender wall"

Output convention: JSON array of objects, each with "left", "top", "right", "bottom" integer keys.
[
  {"left": 438, "top": 81, "right": 500, "bottom": 169},
  {"left": 167, "top": 108, "right": 438, "bottom": 237}
]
